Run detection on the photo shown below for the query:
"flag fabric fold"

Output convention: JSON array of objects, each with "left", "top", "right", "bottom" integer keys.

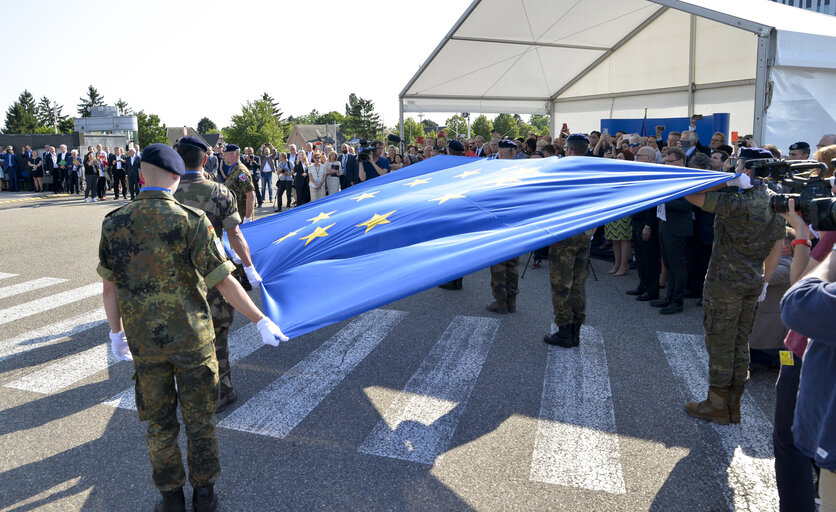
[{"left": 234, "top": 156, "right": 733, "bottom": 338}]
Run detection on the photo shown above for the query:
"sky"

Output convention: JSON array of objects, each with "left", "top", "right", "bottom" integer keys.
[{"left": 0, "top": 0, "right": 472, "bottom": 131}]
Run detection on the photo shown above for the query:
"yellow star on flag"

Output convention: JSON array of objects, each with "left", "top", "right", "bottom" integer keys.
[
  {"left": 355, "top": 211, "right": 396, "bottom": 234},
  {"left": 429, "top": 191, "right": 468, "bottom": 205},
  {"left": 352, "top": 191, "right": 378, "bottom": 202},
  {"left": 489, "top": 176, "right": 523, "bottom": 187},
  {"left": 454, "top": 170, "right": 480, "bottom": 179},
  {"left": 299, "top": 223, "right": 335, "bottom": 246},
  {"left": 272, "top": 230, "right": 299, "bottom": 244},
  {"left": 307, "top": 210, "right": 337, "bottom": 223},
  {"left": 404, "top": 178, "right": 430, "bottom": 188}
]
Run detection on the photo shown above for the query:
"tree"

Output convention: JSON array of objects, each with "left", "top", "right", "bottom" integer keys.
[
  {"left": 343, "top": 93, "right": 382, "bottom": 140},
  {"left": 530, "top": 114, "right": 550, "bottom": 135},
  {"left": 471, "top": 115, "right": 493, "bottom": 140},
  {"left": 315, "top": 111, "right": 345, "bottom": 125},
  {"left": 259, "top": 92, "right": 284, "bottom": 121},
  {"left": 197, "top": 117, "right": 217, "bottom": 134},
  {"left": 115, "top": 98, "right": 133, "bottom": 115},
  {"left": 77, "top": 85, "right": 105, "bottom": 117},
  {"left": 4, "top": 90, "right": 39, "bottom": 134},
  {"left": 444, "top": 115, "right": 468, "bottom": 138},
  {"left": 224, "top": 98, "right": 285, "bottom": 151},
  {"left": 394, "top": 117, "right": 425, "bottom": 146},
  {"left": 136, "top": 110, "right": 168, "bottom": 148},
  {"left": 58, "top": 118, "right": 75, "bottom": 133},
  {"left": 518, "top": 121, "right": 538, "bottom": 138},
  {"left": 36, "top": 96, "right": 67, "bottom": 128},
  {"left": 420, "top": 118, "right": 439, "bottom": 133},
  {"left": 493, "top": 113, "right": 518, "bottom": 139}
]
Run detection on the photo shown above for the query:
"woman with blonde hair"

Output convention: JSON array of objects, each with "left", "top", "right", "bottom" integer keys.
[
  {"left": 325, "top": 151, "right": 341, "bottom": 195},
  {"left": 814, "top": 144, "right": 836, "bottom": 178},
  {"left": 308, "top": 151, "right": 327, "bottom": 201}
]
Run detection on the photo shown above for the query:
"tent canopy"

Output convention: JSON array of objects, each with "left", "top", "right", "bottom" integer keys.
[{"left": 400, "top": 0, "right": 836, "bottom": 149}]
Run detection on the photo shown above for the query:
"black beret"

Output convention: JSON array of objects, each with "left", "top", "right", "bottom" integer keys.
[
  {"left": 717, "top": 144, "right": 734, "bottom": 155},
  {"left": 177, "top": 135, "right": 207, "bottom": 152},
  {"left": 739, "top": 147, "right": 774, "bottom": 160},
  {"left": 567, "top": 133, "right": 590, "bottom": 143},
  {"left": 498, "top": 140, "right": 517, "bottom": 149},
  {"left": 789, "top": 141, "right": 810, "bottom": 151},
  {"left": 448, "top": 140, "right": 464, "bottom": 151},
  {"left": 141, "top": 143, "right": 185, "bottom": 176},
  {"left": 224, "top": 144, "right": 240, "bottom": 152}
]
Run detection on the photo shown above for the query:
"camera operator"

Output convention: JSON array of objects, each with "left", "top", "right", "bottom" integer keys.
[
  {"left": 357, "top": 140, "right": 389, "bottom": 182},
  {"left": 241, "top": 147, "right": 263, "bottom": 208},
  {"left": 781, "top": 233, "right": 836, "bottom": 512},
  {"left": 682, "top": 147, "right": 787, "bottom": 425}
]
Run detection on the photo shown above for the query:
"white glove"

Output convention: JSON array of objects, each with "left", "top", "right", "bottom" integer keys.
[
  {"left": 242, "top": 217, "right": 253, "bottom": 224},
  {"left": 257, "top": 317, "right": 288, "bottom": 346},
  {"left": 109, "top": 331, "right": 133, "bottom": 361},
  {"left": 726, "top": 174, "right": 752, "bottom": 189},
  {"left": 228, "top": 247, "right": 242, "bottom": 265},
  {"left": 758, "top": 282, "right": 768, "bottom": 302},
  {"left": 244, "top": 265, "right": 262, "bottom": 287}
]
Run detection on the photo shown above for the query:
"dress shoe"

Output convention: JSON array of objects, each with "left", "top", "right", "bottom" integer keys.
[
  {"left": 506, "top": 294, "right": 517, "bottom": 313},
  {"left": 485, "top": 300, "right": 507, "bottom": 314},
  {"left": 684, "top": 290, "right": 702, "bottom": 299},
  {"left": 625, "top": 288, "right": 645, "bottom": 296},
  {"left": 696, "top": 299, "right": 703, "bottom": 307},
  {"left": 544, "top": 324, "right": 574, "bottom": 348},
  {"left": 438, "top": 281, "right": 459, "bottom": 290},
  {"left": 155, "top": 488, "right": 185, "bottom": 512},
  {"left": 659, "top": 302, "right": 683, "bottom": 315},
  {"left": 636, "top": 292, "right": 659, "bottom": 302},
  {"left": 650, "top": 299, "right": 670, "bottom": 308},
  {"left": 192, "top": 485, "right": 218, "bottom": 512}
]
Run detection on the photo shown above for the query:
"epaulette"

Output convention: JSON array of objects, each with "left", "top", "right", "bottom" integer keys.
[{"left": 176, "top": 201, "right": 208, "bottom": 218}]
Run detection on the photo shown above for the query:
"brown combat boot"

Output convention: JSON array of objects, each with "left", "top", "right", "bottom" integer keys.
[
  {"left": 727, "top": 387, "right": 744, "bottom": 424},
  {"left": 685, "top": 387, "right": 730, "bottom": 425},
  {"left": 485, "top": 300, "right": 507, "bottom": 314},
  {"left": 506, "top": 294, "right": 517, "bottom": 313}
]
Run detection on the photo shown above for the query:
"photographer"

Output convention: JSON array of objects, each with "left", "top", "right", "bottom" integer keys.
[
  {"left": 357, "top": 140, "right": 389, "bottom": 182},
  {"left": 682, "top": 147, "right": 787, "bottom": 425},
  {"left": 241, "top": 147, "right": 263, "bottom": 208}
]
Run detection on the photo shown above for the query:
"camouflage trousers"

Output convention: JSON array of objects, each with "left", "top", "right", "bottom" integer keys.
[
  {"left": 703, "top": 292, "right": 758, "bottom": 389},
  {"left": 133, "top": 343, "right": 220, "bottom": 490},
  {"left": 549, "top": 233, "right": 591, "bottom": 326},
  {"left": 490, "top": 257, "right": 519, "bottom": 302},
  {"left": 207, "top": 288, "right": 235, "bottom": 397}
]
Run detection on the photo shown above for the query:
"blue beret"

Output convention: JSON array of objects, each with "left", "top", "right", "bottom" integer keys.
[
  {"left": 498, "top": 140, "right": 517, "bottom": 149},
  {"left": 739, "top": 147, "right": 773, "bottom": 160},
  {"left": 448, "top": 140, "right": 464, "bottom": 151},
  {"left": 789, "top": 141, "right": 810, "bottom": 151},
  {"left": 567, "top": 133, "right": 590, "bottom": 143},
  {"left": 141, "top": 143, "right": 185, "bottom": 175},
  {"left": 177, "top": 135, "right": 207, "bottom": 152},
  {"left": 224, "top": 144, "right": 240, "bottom": 152}
]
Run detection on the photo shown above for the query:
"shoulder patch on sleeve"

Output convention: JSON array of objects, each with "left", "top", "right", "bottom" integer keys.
[{"left": 238, "top": 173, "right": 248, "bottom": 182}]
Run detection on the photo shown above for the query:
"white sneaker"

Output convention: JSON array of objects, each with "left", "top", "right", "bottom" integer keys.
[
  {"left": 93, "top": 197, "right": 98, "bottom": 202},
  {"left": 85, "top": 198, "right": 91, "bottom": 203}
]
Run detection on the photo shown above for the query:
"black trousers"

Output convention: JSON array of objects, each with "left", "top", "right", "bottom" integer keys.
[
  {"left": 633, "top": 223, "right": 660, "bottom": 295},
  {"left": 658, "top": 223, "right": 688, "bottom": 304},
  {"left": 112, "top": 170, "right": 127, "bottom": 198},
  {"left": 686, "top": 236, "right": 712, "bottom": 297},
  {"left": 96, "top": 176, "right": 107, "bottom": 198},
  {"left": 294, "top": 184, "right": 310, "bottom": 206},
  {"left": 278, "top": 181, "right": 293, "bottom": 209},
  {"left": 68, "top": 172, "right": 80, "bottom": 194},
  {"left": 128, "top": 173, "right": 140, "bottom": 199},
  {"left": 252, "top": 173, "right": 263, "bottom": 206}
]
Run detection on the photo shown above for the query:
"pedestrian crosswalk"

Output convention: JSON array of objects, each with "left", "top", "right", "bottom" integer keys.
[{"left": 0, "top": 272, "right": 781, "bottom": 510}]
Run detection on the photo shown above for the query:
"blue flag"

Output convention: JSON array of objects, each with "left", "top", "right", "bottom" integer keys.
[{"left": 235, "top": 156, "right": 733, "bottom": 338}]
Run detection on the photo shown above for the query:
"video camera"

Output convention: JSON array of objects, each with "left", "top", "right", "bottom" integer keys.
[
  {"left": 357, "top": 139, "right": 375, "bottom": 162},
  {"left": 750, "top": 159, "right": 836, "bottom": 231}
]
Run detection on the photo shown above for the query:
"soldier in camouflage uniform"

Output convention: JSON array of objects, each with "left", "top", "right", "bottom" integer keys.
[
  {"left": 173, "top": 136, "right": 263, "bottom": 413},
  {"left": 98, "top": 144, "right": 287, "bottom": 512},
  {"left": 486, "top": 139, "right": 522, "bottom": 314},
  {"left": 683, "top": 147, "right": 786, "bottom": 425},
  {"left": 544, "top": 134, "right": 594, "bottom": 348},
  {"left": 221, "top": 144, "right": 256, "bottom": 290}
]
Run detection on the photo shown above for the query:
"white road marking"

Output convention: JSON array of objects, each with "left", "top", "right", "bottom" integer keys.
[
  {"left": 0, "top": 283, "right": 102, "bottom": 326},
  {"left": 0, "top": 309, "right": 107, "bottom": 362},
  {"left": 357, "top": 315, "right": 500, "bottom": 464},
  {"left": 5, "top": 344, "right": 121, "bottom": 393},
  {"left": 0, "top": 272, "right": 19, "bottom": 281},
  {"left": 530, "top": 325, "right": 626, "bottom": 495},
  {"left": 0, "top": 277, "right": 67, "bottom": 300},
  {"left": 658, "top": 332, "right": 778, "bottom": 512},
  {"left": 104, "top": 323, "right": 263, "bottom": 410},
  {"left": 218, "top": 309, "right": 407, "bottom": 438}
]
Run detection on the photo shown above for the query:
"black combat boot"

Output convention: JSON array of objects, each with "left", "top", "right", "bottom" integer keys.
[
  {"left": 571, "top": 323, "right": 581, "bottom": 347},
  {"left": 192, "top": 485, "right": 218, "bottom": 512},
  {"left": 543, "top": 324, "right": 574, "bottom": 348},
  {"left": 155, "top": 488, "right": 185, "bottom": 512}
]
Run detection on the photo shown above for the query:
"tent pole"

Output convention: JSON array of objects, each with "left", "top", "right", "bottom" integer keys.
[
  {"left": 398, "top": 99, "right": 405, "bottom": 153},
  {"left": 688, "top": 15, "right": 696, "bottom": 117},
  {"left": 753, "top": 30, "right": 775, "bottom": 146}
]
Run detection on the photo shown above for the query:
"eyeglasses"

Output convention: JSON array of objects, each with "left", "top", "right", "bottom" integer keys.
[{"left": 629, "top": 143, "right": 641, "bottom": 147}]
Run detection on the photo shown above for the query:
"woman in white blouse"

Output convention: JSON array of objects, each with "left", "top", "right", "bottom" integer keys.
[
  {"left": 325, "top": 151, "right": 341, "bottom": 195},
  {"left": 308, "top": 151, "right": 327, "bottom": 201}
]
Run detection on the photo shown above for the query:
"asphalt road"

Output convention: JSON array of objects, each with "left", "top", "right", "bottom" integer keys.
[{"left": 0, "top": 191, "right": 782, "bottom": 511}]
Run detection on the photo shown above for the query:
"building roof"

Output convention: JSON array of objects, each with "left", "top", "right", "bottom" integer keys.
[
  {"left": 289, "top": 124, "right": 346, "bottom": 145},
  {"left": 166, "top": 127, "right": 211, "bottom": 147}
]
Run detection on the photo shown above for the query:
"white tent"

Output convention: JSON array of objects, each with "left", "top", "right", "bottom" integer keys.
[{"left": 399, "top": 0, "right": 836, "bottom": 152}]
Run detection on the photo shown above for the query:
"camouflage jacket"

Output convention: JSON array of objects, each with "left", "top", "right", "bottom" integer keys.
[
  {"left": 174, "top": 171, "right": 241, "bottom": 234},
  {"left": 224, "top": 162, "right": 254, "bottom": 219},
  {"left": 702, "top": 185, "right": 786, "bottom": 296},
  {"left": 97, "top": 190, "right": 235, "bottom": 356}
]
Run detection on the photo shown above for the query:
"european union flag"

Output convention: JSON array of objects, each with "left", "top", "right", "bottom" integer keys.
[{"left": 235, "top": 156, "right": 732, "bottom": 338}]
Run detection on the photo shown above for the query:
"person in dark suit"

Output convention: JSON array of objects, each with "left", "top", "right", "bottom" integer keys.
[
  {"left": 55, "top": 144, "right": 70, "bottom": 193},
  {"left": 685, "top": 153, "right": 715, "bottom": 302},
  {"left": 108, "top": 147, "right": 128, "bottom": 199},
  {"left": 125, "top": 148, "right": 141, "bottom": 199},
  {"left": 17, "top": 146, "right": 32, "bottom": 191},
  {"left": 43, "top": 146, "right": 57, "bottom": 191},
  {"left": 342, "top": 150, "right": 358, "bottom": 189},
  {"left": 651, "top": 147, "right": 693, "bottom": 314},
  {"left": 626, "top": 147, "right": 662, "bottom": 301}
]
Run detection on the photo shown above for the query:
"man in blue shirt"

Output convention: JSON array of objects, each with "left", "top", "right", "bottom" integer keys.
[
  {"left": 2, "top": 146, "right": 19, "bottom": 192},
  {"left": 358, "top": 140, "right": 389, "bottom": 181}
]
